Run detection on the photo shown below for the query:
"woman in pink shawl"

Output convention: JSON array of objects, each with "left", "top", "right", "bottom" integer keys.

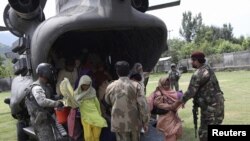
[{"left": 148, "top": 76, "right": 183, "bottom": 141}]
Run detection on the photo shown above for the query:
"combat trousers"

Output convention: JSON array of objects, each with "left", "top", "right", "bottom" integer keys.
[
  {"left": 199, "top": 108, "right": 224, "bottom": 141},
  {"left": 198, "top": 94, "right": 224, "bottom": 141},
  {"left": 33, "top": 119, "right": 55, "bottom": 141},
  {"left": 170, "top": 81, "right": 179, "bottom": 91}
]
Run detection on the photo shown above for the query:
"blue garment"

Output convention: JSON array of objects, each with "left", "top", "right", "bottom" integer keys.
[{"left": 100, "top": 119, "right": 116, "bottom": 141}]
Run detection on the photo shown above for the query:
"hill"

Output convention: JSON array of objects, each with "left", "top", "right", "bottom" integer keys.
[
  {"left": 0, "top": 42, "right": 11, "bottom": 57},
  {"left": 0, "top": 32, "right": 17, "bottom": 46}
]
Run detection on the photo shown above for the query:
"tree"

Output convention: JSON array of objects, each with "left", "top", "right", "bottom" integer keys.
[
  {"left": 242, "top": 36, "right": 250, "bottom": 50},
  {"left": 180, "top": 42, "right": 197, "bottom": 59},
  {"left": 221, "top": 23, "right": 233, "bottom": 41},
  {"left": 0, "top": 55, "right": 4, "bottom": 66},
  {"left": 179, "top": 11, "right": 203, "bottom": 42},
  {"left": 0, "top": 55, "right": 14, "bottom": 78},
  {"left": 232, "top": 35, "right": 245, "bottom": 45},
  {"left": 0, "top": 55, "right": 5, "bottom": 77},
  {"left": 164, "top": 38, "right": 186, "bottom": 63},
  {"left": 195, "top": 25, "right": 213, "bottom": 43},
  {"left": 217, "top": 40, "right": 242, "bottom": 53}
]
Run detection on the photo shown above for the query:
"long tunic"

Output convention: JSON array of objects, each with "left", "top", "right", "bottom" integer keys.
[{"left": 105, "top": 77, "right": 149, "bottom": 132}]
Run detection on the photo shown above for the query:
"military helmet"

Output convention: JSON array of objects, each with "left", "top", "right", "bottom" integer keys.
[{"left": 36, "top": 63, "right": 55, "bottom": 81}]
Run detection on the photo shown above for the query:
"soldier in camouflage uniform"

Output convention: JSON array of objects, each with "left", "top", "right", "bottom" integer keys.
[
  {"left": 25, "top": 63, "right": 64, "bottom": 141},
  {"left": 105, "top": 61, "right": 150, "bottom": 141},
  {"left": 174, "top": 51, "right": 224, "bottom": 141},
  {"left": 168, "top": 63, "right": 181, "bottom": 91}
]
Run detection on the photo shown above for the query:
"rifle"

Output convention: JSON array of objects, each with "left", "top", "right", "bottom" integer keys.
[
  {"left": 192, "top": 97, "right": 199, "bottom": 138},
  {"left": 192, "top": 70, "right": 211, "bottom": 138}
]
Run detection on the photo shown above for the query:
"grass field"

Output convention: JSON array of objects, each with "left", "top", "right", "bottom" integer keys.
[
  {"left": 0, "top": 91, "right": 17, "bottom": 141},
  {"left": 1, "top": 71, "right": 250, "bottom": 141}
]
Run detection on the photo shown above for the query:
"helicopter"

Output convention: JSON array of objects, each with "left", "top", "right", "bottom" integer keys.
[{"left": 1, "top": 0, "right": 181, "bottom": 140}]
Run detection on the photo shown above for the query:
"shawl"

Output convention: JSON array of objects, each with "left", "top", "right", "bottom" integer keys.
[
  {"left": 74, "top": 75, "right": 96, "bottom": 103},
  {"left": 147, "top": 76, "right": 182, "bottom": 138},
  {"left": 59, "top": 78, "right": 79, "bottom": 108},
  {"left": 147, "top": 76, "right": 178, "bottom": 111}
]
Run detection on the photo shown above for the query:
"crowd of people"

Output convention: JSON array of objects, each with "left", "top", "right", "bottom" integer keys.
[{"left": 24, "top": 51, "right": 224, "bottom": 141}]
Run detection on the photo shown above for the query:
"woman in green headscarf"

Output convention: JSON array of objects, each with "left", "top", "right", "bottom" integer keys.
[{"left": 75, "top": 75, "right": 107, "bottom": 141}]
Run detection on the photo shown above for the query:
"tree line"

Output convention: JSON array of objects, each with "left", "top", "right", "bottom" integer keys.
[
  {"left": 1, "top": 11, "right": 250, "bottom": 77},
  {"left": 162, "top": 11, "right": 250, "bottom": 64},
  {"left": 0, "top": 54, "right": 13, "bottom": 78}
]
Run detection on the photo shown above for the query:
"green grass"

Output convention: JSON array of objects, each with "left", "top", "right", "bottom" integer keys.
[
  {"left": 146, "top": 71, "right": 250, "bottom": 141},
  {"left": 0, "top": 92, "right": 17, "bottom": 141},
  {"left": 1, "top": 71, "right": 250, "bottom": 141}
]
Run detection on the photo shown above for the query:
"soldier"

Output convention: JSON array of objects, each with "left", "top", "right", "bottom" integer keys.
[
  {"left": 105, "top": 61, "right": 150, "bottom": 141},
  {"left": 25, "top": 63, "right": 64, "bottom": 141},
  {"left": 168, "top": 63, "right": 181, "bottom": 91},
  {"left": 173, "top": 51, "right": 224, "bottom": 141}
]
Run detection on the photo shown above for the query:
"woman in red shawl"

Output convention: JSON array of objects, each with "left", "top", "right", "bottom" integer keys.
[{"left": 148, "top": 76, "right": 183, "bottom": 141}]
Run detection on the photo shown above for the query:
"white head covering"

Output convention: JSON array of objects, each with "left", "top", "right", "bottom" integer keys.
[{"left": 74, "top": 75, "right": 96, "bottom": 103}]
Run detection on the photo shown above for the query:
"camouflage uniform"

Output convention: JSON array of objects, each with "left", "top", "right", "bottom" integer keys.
[
  {"left": 168, "top": 69, "right": 181, "bottom": 91},
  {"left": 105, "top": 77, "right": 150, "bottom": 141},
  {"left": 181, "top": 64, "right": 224, "bottom": 141},
  {"left": 25, "top": 81, "right": 60, "bottom": 141}
]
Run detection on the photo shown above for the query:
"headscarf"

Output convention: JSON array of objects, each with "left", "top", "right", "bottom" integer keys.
[
  {"left": 147, "top": 76, "right": 178, "bottom": 111},
  {"left": 157, "top": 76, "right": 178, "bottom": 102},
  {"left": 154, "top": 77, "right": 183, "bottom": 138},
  {"left": 74, "top": 75, "right": 96, "bottom": 103}
]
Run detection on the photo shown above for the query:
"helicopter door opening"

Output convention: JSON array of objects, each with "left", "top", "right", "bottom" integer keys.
[{"left": 49, "top": 28, "right": 165, "bottom": 80}]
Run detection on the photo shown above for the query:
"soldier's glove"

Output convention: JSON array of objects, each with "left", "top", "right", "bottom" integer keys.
[{"left": 55, "top": 101, "right": 64, "bottom": 108}]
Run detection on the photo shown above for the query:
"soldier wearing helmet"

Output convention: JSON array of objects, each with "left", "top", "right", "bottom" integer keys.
[
  {"left": 25, "top": 63, "right": 64, "bottom": 141},
  {"left": 36, "top": 63, "right": 57, "bottom": 84},
  {"left": 168, "top": 63, "right": 181, "bottom": 91}
]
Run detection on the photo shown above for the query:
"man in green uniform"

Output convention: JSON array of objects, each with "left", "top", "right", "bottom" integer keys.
[
  {"left": 25, "top": 63, "right": 64, "bottom": 141},
  {"left": 168, "top": 63, "right": 181, "bottom": 91},
  {"left": 105, "top": 61, "right": 149, "bottom": 141},
  {"left": 174, "top": 51, "right": 224, "bottom": 141}
]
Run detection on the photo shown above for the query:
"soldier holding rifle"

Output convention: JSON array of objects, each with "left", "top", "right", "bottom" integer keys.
[{"left": 173, "top": 51, "right": 224, "bottom": 141}]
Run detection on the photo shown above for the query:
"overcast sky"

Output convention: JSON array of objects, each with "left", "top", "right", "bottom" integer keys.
[
  {"left": 0, "top": 0, "right": 250, "bottom": 45},
  {"left": 147, "top": 0, "right": 250, "bottom": 38}
]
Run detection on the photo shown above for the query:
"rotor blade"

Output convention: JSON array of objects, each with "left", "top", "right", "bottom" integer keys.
[
  {"left": 0, "top": 26, "right": 8, "bottom": 31},
  {"left": 147, "top": 0, "right": 181, "bottom": 11}
]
